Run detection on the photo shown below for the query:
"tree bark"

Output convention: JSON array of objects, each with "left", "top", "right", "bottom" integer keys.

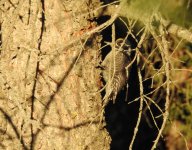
[{"left": 0, "top": 0, "right": 110, "bottom": 149}]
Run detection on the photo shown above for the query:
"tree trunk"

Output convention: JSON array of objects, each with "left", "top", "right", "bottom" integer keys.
[{"left": 0, "top": 0, "right": 110, "bottom": 149}]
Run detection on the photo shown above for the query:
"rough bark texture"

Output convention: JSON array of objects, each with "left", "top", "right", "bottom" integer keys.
[{"left": 0, "top": 0, "right": 110, "bottom": 149}]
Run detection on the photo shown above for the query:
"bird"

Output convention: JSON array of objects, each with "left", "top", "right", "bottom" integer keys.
[{"left": 101, "top": 38, "right": 131, "bottom": 106}]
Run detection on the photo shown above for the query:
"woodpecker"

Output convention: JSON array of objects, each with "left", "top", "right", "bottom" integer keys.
[{"left": 101, "top": 38, "right": 131, "bottom": 106}]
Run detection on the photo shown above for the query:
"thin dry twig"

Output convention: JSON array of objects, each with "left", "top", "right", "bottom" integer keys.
[
  {"left": 150, "top": 16, "right": 171, "bottom": 150},
  {"left": 161, "top": 18, "right": 192, "bottom": 43},
  {"left": 143, "top": 97, "right": 160, "bottom": 131},
  {"left": 129, "top": 29, "right": 147, "bottom": 149},
  {"left": 129, "top": 66, "right": 144, "bottom": 150}
]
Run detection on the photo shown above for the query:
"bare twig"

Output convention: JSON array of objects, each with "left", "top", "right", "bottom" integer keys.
[
  {"left": 161, "top": 19, "right": 192, "bottom": 43},
  {"left": 150, "top": 17, "right": 171, "bottom": 150},
  {"left": 129, "top": 29, "right": 147, "bottom": 149},
  {"left": 129, "top": 66, "right": 144, "bottom": 150}
]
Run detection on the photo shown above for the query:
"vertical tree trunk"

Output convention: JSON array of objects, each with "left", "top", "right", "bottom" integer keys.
[{"left": 0, "top": 0, "right": 110, "bottom": 149}]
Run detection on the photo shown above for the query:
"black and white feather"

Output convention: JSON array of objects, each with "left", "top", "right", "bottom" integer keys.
[{"left": 101, "top": 38, "right": 131, "bottom": 106}]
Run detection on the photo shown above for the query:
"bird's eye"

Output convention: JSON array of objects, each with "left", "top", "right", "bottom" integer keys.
[
  {"left": 116, "top": 38, "right": 130, "bottom": 52},
  {"left": 116, "top": 38, "right": 124, "bottom": 47}
]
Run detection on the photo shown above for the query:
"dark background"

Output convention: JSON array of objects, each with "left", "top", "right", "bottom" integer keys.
[{"left": 96, "top": 3, "right": 167, "bottom": 149}]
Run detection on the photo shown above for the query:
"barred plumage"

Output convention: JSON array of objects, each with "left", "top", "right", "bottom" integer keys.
[{"left": 101, "top": 39, "right": 131, "bottom": 104}]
